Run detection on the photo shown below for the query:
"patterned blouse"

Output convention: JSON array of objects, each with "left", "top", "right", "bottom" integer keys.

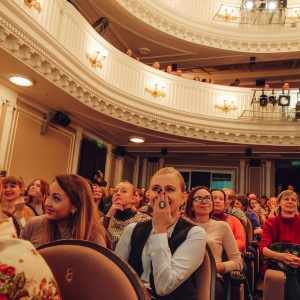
[
  {"left": 104, "top": 209, "right": 152, "bottom": 248},
  {"left": 0, "top": 215, "right": 62, "bottom": 300}
]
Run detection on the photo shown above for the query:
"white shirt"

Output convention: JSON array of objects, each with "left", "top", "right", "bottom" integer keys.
[{"left": 115, "top": 221, "right": 206, "bottom": 296}]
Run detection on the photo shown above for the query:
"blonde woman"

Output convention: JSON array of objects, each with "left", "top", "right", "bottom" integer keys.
[{"left": 116, "top": 167, "right": 206, "bottom": 299}]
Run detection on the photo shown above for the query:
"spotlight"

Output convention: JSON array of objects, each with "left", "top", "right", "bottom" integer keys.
[
  {"left": 268, "top": 89, "right": 277, "bottom": 105},
  {"left": 259, "top": 90, "right": 268, "bottom": 107},
  {"left": 161, "top": 147, "right": 168, "bottom": 156},
  {"left": 278, "top": 89, "right": 290, "bottom": 106},
  {"left": 244, "top": 0, "right": 255, "bottom": 10},
  {"left": 267, "top": 1, "right": 277, "bottom": 10}
]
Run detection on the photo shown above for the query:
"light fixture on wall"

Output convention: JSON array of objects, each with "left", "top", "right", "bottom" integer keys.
[
  {"left": 145, "top": 82, "right": 166, "bottom": 97},
  {"left": 86, "top": 49, "right": 108, "bottom": 69},
  {"left": 24, "top": 0, "right": 42, "bottom": 12},
  {"left": 9, "top": 74, "right": 35, "bottom": 86},
  {"left": 215, "top": 99, "right": 237, "bottom": 112},
  {"left": 130, "top": 136, "right": 145, "bottom": 143}
]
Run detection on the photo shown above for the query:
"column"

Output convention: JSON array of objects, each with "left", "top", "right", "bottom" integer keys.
[
  {"left": 114, "top": 156, "right": 124, "bottom": 186},
  {"left": 132, "top": 156, "right": 140, "bottom": 187},
  {"left": 239, "top": 159, "right": 245, "bottom": 194},
  {"left": 265, "top": 160, "right": 271, "bottom": 198},
  {"left": 70, "top": 127, "right": 83, "bottom": 173},
  {"left": 141, "top": 157, "right": 148, "bottom": 188},
  {"left": 0, "top": 102, "right": 16, "bottom": 170},
  {"left": 104, "top": 144, "right": 112, "bottom": 185}
]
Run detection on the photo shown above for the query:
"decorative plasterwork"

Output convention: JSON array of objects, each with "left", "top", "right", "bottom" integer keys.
[
  {"left": 117, "top": 0, "right": 300, "bottom": 53},
  {"left": 1, "top": 4, "right": 300, "bottom": 146}
]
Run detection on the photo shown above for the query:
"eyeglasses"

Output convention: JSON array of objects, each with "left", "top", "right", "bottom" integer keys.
[{"left": 192, "top": 196, "right": 212, "bottom": 203}]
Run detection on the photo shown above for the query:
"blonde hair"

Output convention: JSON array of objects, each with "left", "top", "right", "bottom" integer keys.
[
  {"left": 39, "top": 174, "right": 110, "bottom": 248},
  {"left": 150, "top": 167, "right": 185, "bottom": 192},
  {"left": 277, "top": 190, "right": 299, "bottom": 212}
]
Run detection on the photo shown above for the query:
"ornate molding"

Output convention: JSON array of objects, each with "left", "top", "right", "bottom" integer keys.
[
  {"left": 117, "top": 0, "right": 300, "bottom": 53},
  {"left": 1, "top": 2, "right": 300, "bottom": 147}
]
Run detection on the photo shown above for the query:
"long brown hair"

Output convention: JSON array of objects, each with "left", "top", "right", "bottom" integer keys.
[
  {"left": 26, "top": 179, "right": 50, "bottom": 213},
  {"left": 39, "top": 174, "right": 111, "bottom": 248}
]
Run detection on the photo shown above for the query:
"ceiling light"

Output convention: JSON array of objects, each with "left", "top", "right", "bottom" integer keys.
[
  {"left": 130, "top": 137, "right": 145, "bottom": 143},
  {"left": 244, "top": 0, "right": 255, "bottom": 10},
  {"left": 9, "top": 75, "right": 34, "bottom": 86},
  {"left": 267, "top": 1, "right": 277, "bottom": 10}
]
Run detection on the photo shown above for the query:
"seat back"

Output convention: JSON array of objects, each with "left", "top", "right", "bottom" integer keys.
[
  {"left": 263, "top": 269, "right": 286, "bottom": 300},
  {"left": 37, "top": 239, "right": 149, "bottom": 300},
  {"left": 196, "top": 244, "right": 216, "bottom": 300}
]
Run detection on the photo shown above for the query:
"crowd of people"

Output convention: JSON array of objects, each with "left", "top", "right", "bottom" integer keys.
[{"left": 1, "top": 168, "right": 300, "bottom": 300}]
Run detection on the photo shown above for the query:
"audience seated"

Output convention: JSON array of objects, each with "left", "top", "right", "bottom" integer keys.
[
  {"left": 20, "top": 174, "right": 111, "bottom": 248},
  {"left": 0, "top": 211, "right": 62, "bottom": 300},
  {"left": 235, "top": 194, "right": 262, "bottom": 241},
  {"left": 259, "top": 190, "right": 300, "bottom": 300},
  {"left": 25, "top": 179, "right": 49, "bottom": 215},
  {"left": 125, "top": 49, "right": 139, "bottom": 61},
  {"left": 185, "top": 186, "right": 243, "bottom": 300},
  {"left": 164, "top": 65, "right": 173, "bottom": 73},
  {"left": 211, "top": 189, "right": 246, "bottom": 252},
  {"left": 132, "top": 188, "right": 143, "bottom": 210},
  {"left": 229, "top": 79, "right": 240, "bottom": 86},
  {"left": 176, "top": 69, "right": 183, "bottom": 77},
  {"left": 92, "top": 183, "right": 107, "bottom": 212},
  {"left": 1, "top": 176, "right": 34, "bottom": 226},
  {"left": 266, "top": 197, "right": 278, "bottom": 218},
  {"left": 151, "top": 61, "right": 160, "bottom": 69},
  {"left": 193, "top": 76, "right": 201, "bottom": 81},
  {"left": 103, "top": 180, "right": 151, "bottom": 249},
  {"left": 115, "top": 167, "right": 207, "bottom": 299},
  {"left": 222, "top": 188, "right": 247, "bottom": 226},
  {"left": 248, "top": 196, "right": 266, "bottom": 227}
]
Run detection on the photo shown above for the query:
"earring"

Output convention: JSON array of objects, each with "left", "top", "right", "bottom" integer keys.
[{"left": 71, "top": 210, "right": 75, "bottom": 215}]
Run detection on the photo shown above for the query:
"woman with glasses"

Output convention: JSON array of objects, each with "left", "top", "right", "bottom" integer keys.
[
  {"left": 103, "top": 180, "right": 151, "bottom": 249},
  {"left": 115, "top": 167, "right": 206, "bottom": 299},
  {"left": 185, "top": 186, "right": 243, "bottom": 300}
]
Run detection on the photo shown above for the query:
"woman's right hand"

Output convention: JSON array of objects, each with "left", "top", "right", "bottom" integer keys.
[
  {"left": 106, "top": 200, "right": 124, "bottom": 218},
  {"left": 14, "top": 197, "right": 25, "bottom": 220}
]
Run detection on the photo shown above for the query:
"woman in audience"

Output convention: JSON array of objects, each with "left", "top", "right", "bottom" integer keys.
[
  {"left": 185, "top": 186, "right": 243, "bottom": 300},
  {"left": 20, "top": 174, "right": 111, "bottom": 248},
  {"left": 0, "top": 180, "right": 62, "bottom": 300},
  {"left": 25, "top": 179, "right": 50, "bottom": 215},
  {"left": 115, "top": 167, "right": 206, "bottom": 299},
  {"left": 131, "top": 188, "right": 143, "bottom": 210},
  {"left": 211, "top": 189, "right": 245, "bottom": 252},
  {"left": 259, "top": 190, "right": 300, "bottom": 300},
  {"left": 1, "top": 176, "right": 35, "bottom": 225},
  {"left": 249, "top": 196, "right": 266, "bottom": 227},
  {"left": 193, "top": 76, "right": 201, "bottom": 81},
  {"left": 151, "top": 61, "right": 160, "bottom": 69},
  {"left": 93, "top": 184, "right": 106, "bottom": 212},
  {"left": 103, "top": 180, "right": 151, "bottom": 248},
  {"left": 266, "top": 196, "right": 278, "bottom": 218},
  {"left": 235, "top": 194, "right": 262, "bottom": 241},
  {"left": 164, "top": 65, "right": 173, "bottom": 73}
]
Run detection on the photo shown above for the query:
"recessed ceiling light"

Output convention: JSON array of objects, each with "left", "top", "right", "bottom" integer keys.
[
  {"left": 9, "top": 75, "right": 35, "bottom": 86},
  {"left": 130, "top": 136, "right": 145, "bottom": 143}
]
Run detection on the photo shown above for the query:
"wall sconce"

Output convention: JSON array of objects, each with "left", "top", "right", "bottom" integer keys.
[
  {"left": 145, "top": 82, "right": 166, "bottom": 97},
  {"left": 86, "top": 49, "right": 108, "bottom": 69},
  {"left": 215, "top": 100, "right": 237, "bottom": 112},
  {"left": 214, "top": 5, "right": 238, "bottom": 22},
  {"left": 24, "top": 0, "right": 42, "bottom": 12}
]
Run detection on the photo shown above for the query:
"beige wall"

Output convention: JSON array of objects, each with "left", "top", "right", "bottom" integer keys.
[{"left": 6, "top": 101, "right": 75, "bottom": 186}]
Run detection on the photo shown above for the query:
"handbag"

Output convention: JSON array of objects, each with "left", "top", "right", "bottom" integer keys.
[{"left": 268, "top": 243, "right": 300, "bottom": 274}]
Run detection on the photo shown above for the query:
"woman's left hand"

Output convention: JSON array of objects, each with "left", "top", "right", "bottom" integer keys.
[
  {"left": 152, "top": 191, "right": 179, "bottom": 234},
  {"left": 282, "top": 253, "right": 300, "bottom": 268}
]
